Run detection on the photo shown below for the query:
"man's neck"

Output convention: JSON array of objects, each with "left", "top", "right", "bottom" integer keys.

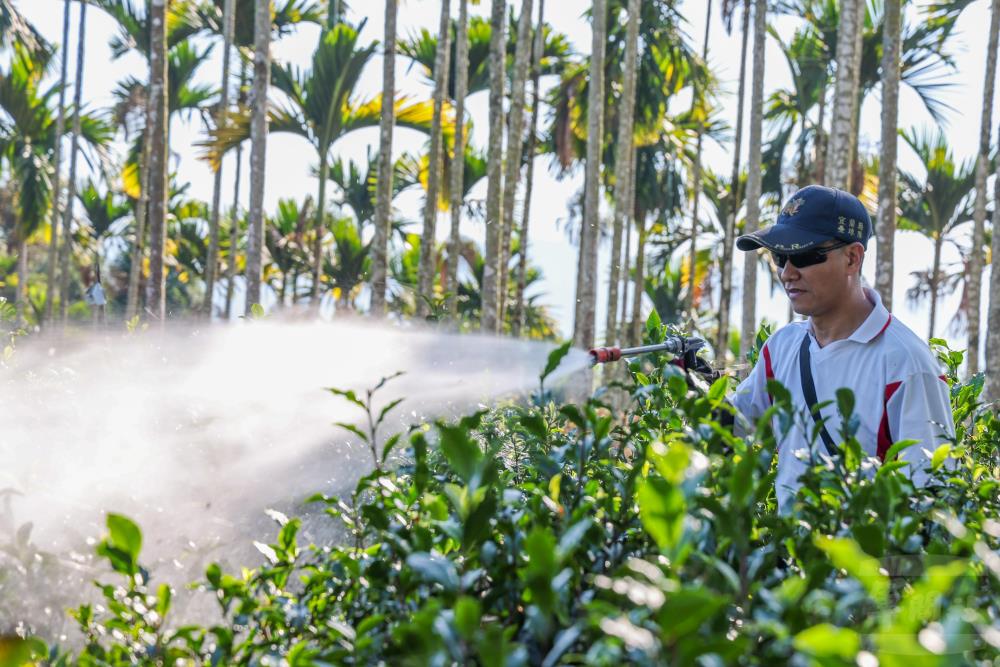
[{"left": 809, "top": 286, "right": 874, "bottom": 347}]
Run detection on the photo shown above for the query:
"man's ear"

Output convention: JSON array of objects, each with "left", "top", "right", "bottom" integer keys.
[{"left": 846, "top": 243, "right": 865, "bottom": 273}]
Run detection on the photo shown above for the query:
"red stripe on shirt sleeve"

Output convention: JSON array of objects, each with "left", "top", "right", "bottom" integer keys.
[
  {"left": 763, "top": 344, "right": 774, "bottom": 404},
  {"left": 877, "top": 380, "right": 904, "bottom": 461}
]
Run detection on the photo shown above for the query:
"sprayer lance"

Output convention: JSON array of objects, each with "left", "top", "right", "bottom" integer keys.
[{"left": 589, "top": 335, "right": 702, "bottom": 365}]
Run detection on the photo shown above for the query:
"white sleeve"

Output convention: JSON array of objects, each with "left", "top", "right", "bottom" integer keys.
[
  {"left": 729, "top": 346, "right": 773, "bottom": 437},
  {"left": 888, "top": 371, "right": 955, "bottom": 487}
]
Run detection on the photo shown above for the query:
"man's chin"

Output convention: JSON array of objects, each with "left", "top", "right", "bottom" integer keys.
[{"left": 789, "top": 300, "right": 813, "bottom": 317}]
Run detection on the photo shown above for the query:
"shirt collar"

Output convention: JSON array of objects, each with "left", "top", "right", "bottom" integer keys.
[{"left": 847, "top": 286, "right": 892, "bottom": 344}]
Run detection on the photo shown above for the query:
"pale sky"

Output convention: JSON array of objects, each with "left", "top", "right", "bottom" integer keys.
[{"left": 15, "top": 0, "right": 999, "bottom": 362}]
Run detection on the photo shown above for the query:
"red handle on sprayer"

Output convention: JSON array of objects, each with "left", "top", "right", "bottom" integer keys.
[{"left": 589, "top": 346, "right": 622, "bottom": 364}]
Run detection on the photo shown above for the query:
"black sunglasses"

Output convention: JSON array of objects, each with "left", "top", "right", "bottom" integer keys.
[{"left": 770, "top": 241, "right": 851, "bottom": 269}]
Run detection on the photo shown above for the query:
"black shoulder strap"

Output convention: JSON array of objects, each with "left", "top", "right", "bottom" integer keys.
[{"left": 798, "top": 333, "right": 838, "bottom": 456}]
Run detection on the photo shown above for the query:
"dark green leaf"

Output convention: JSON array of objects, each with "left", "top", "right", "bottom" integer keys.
[
  {"left": 381, "top": 432, "right": 403, "bottom": 463},
  {"left": 327, "top": 387, "right": 366, "bottom": 410},
  {"left": 835, "top": 387, "right": 855, "bottom": 420},
  {"left": 520, "top": 412, "right": 548, "bottom": 441},
  {"left": 638, "top": 478, "right": 685, "bottom": 550},
  {"left": 883, "top": 439, "right": 919, "bottom": 463},
  {"left": 438, "top": 423, "right": 483, "bottom": 484},
  {"left": 541, "top": 340, "right": 573, "bottom": 385},
  {"left": 406, "top": 552, "right": 459, "bottom": 592},
  {"left": 334, "top": 421, "right": 369, "bottom": 443},
  {"left": 376, "top": 398, "right": 405, "bottom": 428},
  {"left": 454, "top": 596, "right": 481, "bottom": 640}
]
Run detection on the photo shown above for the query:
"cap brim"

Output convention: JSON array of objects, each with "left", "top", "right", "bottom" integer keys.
[{"left": 736, "top": 224, "right": 836, "bottom": 252}]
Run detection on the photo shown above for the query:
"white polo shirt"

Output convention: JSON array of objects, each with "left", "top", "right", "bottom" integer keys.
[{"left": 731, "top": 287, "right": 955, "bottom": 513}]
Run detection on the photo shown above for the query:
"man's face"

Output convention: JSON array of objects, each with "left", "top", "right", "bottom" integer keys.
[{"left": 776, "top": 241, "right": 863, "bottom": 316}]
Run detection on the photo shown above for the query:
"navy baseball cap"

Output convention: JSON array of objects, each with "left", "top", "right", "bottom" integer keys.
[{"left": 736, "top": 185, "right": 872, "bottom": 253}]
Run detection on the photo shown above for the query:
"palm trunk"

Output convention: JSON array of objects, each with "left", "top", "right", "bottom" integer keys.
[
  {"left": 985, "top": 145, "right": 1000, "bottom": 400},
  {"left": 57, "top": 0, "right": 87, "bottom": 324},
  {"left": 416, "top": 0, "right": 453, "bottom": 318},
  {"left": 369, "top": 0, "right": 398, "bottom": 317},
  {"left": 875, "top": 0, "right": 902, "bottom": 311},
  {"left": 739, "top": 0, "right": 766, "bottom": 359},
  {"left": 204, "top": 0, "right": 236, "bottom": 319},
  {"left": 814, "top": 81, "right": 827, "bottom": 183},
  {"left": 497, "top": 0, "right": 534, "bottom": 326},
  {"left": 44, "top": 0, "right": 72, "bottom": 326},
  {"left": 619, "top": 202, "right": 632, "bottom": 337},
  {"left": 573, "top": 0, "right": 606, "bottom": 349},
  {"left": 126, "top": 119, "right": 151, "bottom": 321},
  {"left": 716, "top": 0, "right": 750, "bottom": 360},
  {"left": 446, "top": 0, "right": 470, "bottom": 319},
  {"left": 604, "top": 0, "right": 639, "bottom": 345},
  {"left": 226, "top": 62, "right": 248, "bottom": 321},
  {"left": 513, "top": 0, "right": 545, "bottom": 338},
  {"left": 311, "top": 153, "right": 329, "bottom": 305},
  {"left": 846, "top": 2, "right": 865, "bottom": 196},
  {"left": 929, "top": 234, "right": 942, "bottom": 339},
  {"left": 629, "top": 210, "right": 646, "bottom": 346},
  {"left": 968, "top": 0, "right": 1000, "bottom": 375},
  {"left": 146, "top": 0, "right": 168, "bottom": 322},
  {"left": 15, "top": 237, "right": 27, "bottom": 329},
  {"left": 480, "top": 0, "right": 506, "bottom": 333},
  {"left": 245, "top": 0, "right": 272, "bottom": 314},
  {"left": 685, "top": 0, "right": 712, "bottom": 319},
  {"left": 826, "top": 0, "right": 859, "bottom": 190},
  {"left": 796, "top": 113, "right": 808, "bottom": 187}
]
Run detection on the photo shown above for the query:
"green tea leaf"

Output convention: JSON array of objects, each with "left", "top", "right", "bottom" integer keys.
[
  {"left": 438, "top": 423, "right": 483, "bottom": 484},
  {"left": 522, "top": 527, "right": 558, "bottom": 614},
  {"left": 556, "top": 519, "right": 593, "bottom": 561},
  {"left": 638, "top": 478, "right": 685, "bottom": 550},
  {"left": 793, "top": 623, "right": 860, "bottom": 660},
  {"left": 381, "top": 432, "right": 403, "bottom": 463},
  {"left": 814, "top": 535, "right": 888, "bottom": 604},
  {"left": 101, "top": 513, "right": 143, "bottom": 575},
  {"left": 656, "top": 588, "right": 727, "bottom": 638},
  {"left": 931, "top": 443, "right": 952, "bottom": 470},
  {"left": 327, "top": 387, "right": 366, "bottom": 411},
  {"left": 707, "top": 375, "right": 729, "bottom": 403},
  {"left": 156, "top": 583, "right": 172, "bottom": 617},
  {"left": 520, "top": 412, "right": 548, "bottom": 441},
  {"left": 851, "top": 523, "right": 886, "bottom": 558},
  {"left": 376, "top": 398, "right": 405, "bottom": 428},
  {"left": 835, "top": 387, "right": 855, "bottom": 420},
  {"left": 0, "top": 636, "right": 48, "bottom": 666},
  {"left": 334, "top": 421, "right": 369, "bottom": 443},
  {"left": 645, "top": 308, "right": 662, "bottom": 336},
  {"left": 541, "top": 340, "right": 573, "bottom": 386},
  {"left": 406, "top": 552, "right": 459, "bottom": 592},
  {"left": 730, "top": 450, "right": 755, "bottom": 507},
  {"left": 882, "top": 439, "right": 918, "bottom": 463},
  {"left": 454, "top": 596, "right": 482, "bottom": 640}
]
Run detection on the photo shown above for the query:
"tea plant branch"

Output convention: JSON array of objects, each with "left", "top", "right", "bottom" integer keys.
[{"left": 327, "top": 371, "right": 406, "bottom": 470}]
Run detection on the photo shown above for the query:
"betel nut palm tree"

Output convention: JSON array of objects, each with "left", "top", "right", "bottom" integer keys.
[{"left": 203, "top": 21, "right": 442, "bottom": 311}]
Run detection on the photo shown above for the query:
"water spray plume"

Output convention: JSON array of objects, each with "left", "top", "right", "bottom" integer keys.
[{"left": 0, "top": 319, "right": 590, "bottom": 632}]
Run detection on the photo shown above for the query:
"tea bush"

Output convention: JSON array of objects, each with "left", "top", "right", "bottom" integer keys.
[{"left": 4, "top": 318, "right": 1000, "bottom": 666}]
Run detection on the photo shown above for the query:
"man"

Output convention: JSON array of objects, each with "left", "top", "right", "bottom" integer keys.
[{"left": 731, "top": 184, "right": 954, "bottom": 514}]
